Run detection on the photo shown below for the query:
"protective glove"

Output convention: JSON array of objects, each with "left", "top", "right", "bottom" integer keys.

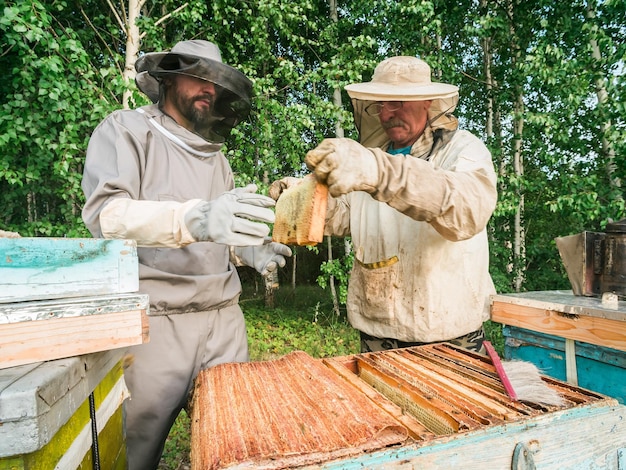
[
  {"left": 268, "top": 177, "right": 303, "bottom": 201},
  {"left": 233, "top": 241, "right": 292, "bottom": 276},
  {"left": 305, "top": 138, "right": 379, "bottom": 197},
  {"left": 184, "top": 184, "right": 276, "bottom": 246}
]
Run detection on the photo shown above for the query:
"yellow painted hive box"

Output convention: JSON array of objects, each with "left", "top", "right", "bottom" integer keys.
[{"left": 0, "top": 350, "right": 127, "bottom": 469}]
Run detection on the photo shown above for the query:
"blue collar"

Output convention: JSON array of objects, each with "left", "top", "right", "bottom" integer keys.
[{"left": 387, "top": 145, "right": 412, "bottom": 155}]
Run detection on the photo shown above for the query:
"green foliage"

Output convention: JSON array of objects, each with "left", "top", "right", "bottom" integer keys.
[
  {"left": 484, "top": 320, "right": 505, "bottom": 356},
  {"left": 317, "top": 246, "right": 354, "bottom": 305},
  {"left": 2, "top": 0, "right": 625, "bottom": 294},
  {"left": 0, "top": 1, "right": 123, "bottom": 236}
]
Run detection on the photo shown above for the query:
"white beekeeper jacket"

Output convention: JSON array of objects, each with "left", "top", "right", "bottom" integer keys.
[
  {"left": 82, "top": 103, "right": 242, "bottom": 314},
  {"left": 325, "top": 97, "right": 498, "bottom": 343}
]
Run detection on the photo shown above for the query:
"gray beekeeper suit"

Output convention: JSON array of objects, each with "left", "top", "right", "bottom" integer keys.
[
  {"left": 82, "top": 40, "right": 290, "bottom": 469},
  {"left": 304, "top": 57, "right": 497, "bottom": 345}
]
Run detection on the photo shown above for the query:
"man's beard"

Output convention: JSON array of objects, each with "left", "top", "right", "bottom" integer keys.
[
  {"left": 177, "top": 93, "right": 215, "bottom": 129},
  {"left": 167, "top": 76, "right": 218, "bottom": 139}
]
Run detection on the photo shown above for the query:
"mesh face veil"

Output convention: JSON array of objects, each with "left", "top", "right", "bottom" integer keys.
[{"left": 135, "top": 40, "right": 253, "bottom": 143}]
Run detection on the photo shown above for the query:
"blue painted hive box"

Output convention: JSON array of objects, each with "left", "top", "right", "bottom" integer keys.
[
  {"left": 0, "top": 237, "right": 139, "bottom": 303},
  {"left": 491, "top": 291, "right": 626, "bottom": 405},
  {"left": 503, "top": 325, "right": 625, "bottom": 404},
  {"left": 0, "top": 238, "right": 149, "bottom": 369},
  {"left": 0, "top": 237, "right": 149, "bottom": 468}
]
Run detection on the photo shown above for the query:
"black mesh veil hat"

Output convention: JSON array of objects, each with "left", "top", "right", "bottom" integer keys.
[{"left": 135, "top": 40, "right": 253, "bottom": 142}]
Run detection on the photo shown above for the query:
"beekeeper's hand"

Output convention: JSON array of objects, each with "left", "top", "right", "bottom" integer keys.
[
  {"left": 184, "top": 184, "right": 276, "bottom": 246},
  {"left": 305, "top": 138, "right": 379, "bottom": 197},
  {"left": 268, "top": 177, "right": 303, "bottom": 201},
  {"left": 233, "top": 241, "right": 292, "bottom": 276}
]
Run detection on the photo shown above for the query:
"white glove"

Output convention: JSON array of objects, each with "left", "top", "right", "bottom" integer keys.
[
  {"left": 233, "top": 241, "right": 292, "bottom": 276},
  {"left": 268, "top": 177, "right": 303, "bottom": 201},
  {"left": 184, "top": 184, "right": 276, "bottom": 246},
  {"left": 305, "top": 138, "right": 379, "bottom": 197}
]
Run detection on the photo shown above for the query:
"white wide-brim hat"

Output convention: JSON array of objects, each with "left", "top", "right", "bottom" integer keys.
[{"left": 345, "top": 56, "right": 458, "bottom": 101}]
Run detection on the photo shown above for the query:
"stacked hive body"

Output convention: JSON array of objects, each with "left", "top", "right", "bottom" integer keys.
[
  {"left": 491, "top": 290, "right": 626, "bottom": 404},
  {"left": 0, "top": 237, "right": 148, "bottom": 469},
  {"left": 191, "top": 343, "right": 626, "bottom": 469}
]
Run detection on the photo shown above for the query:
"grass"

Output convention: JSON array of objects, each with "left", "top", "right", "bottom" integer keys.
[
  {"left": 242, "top": 285, "right": 361, "bottom": 361},
  {"left": 157, "top": 284, "right": 503, "bottom": 469}
]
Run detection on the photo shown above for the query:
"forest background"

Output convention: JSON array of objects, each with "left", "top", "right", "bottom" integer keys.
[{"left": 1, "top": 0, "right": 625, "bottom": 300}]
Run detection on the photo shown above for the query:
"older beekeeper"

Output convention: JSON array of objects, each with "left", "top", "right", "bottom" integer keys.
[
  {"left": 82, "top": 40, "right": 291, "bottom": 469},
  {"left": 275, "top": 56, "right": 497, "bottom": 354}
]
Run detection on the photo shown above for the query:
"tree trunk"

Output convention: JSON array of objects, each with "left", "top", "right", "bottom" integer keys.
[
  {"left": 513, "top": 92, "right": 525, "bottom": 292},
  {"left": 108, "top": 1, "right": 190, "bottom": 109},
  {"left": 264, "top": 270, "right": 278, "bottom": 308},
  {"left": 261, "top": 170, "right": 279, "bottom": 306},
  {"left": 327, "top": 0, "right": 342, "bottom": 317},
  {"left": 508, "top": 0, "right": 526, "bottom": 292},
  {"left": 104, "top": 0, "right": 145, "bottom": 109},
  {"left": 291, "top": 249, "right": 297, "bottom": 290},
  {"left": 480, "top": 0, "right": 494, "bottom": 140},
  {"left": 480, "top": 0, "right": 512, "bottom": 281},
  {"left": 122, "top": 0, "right": 145, "bottom": 109},
  {"left": 586, "top": 2, "right": 621, "bottom": 195}
]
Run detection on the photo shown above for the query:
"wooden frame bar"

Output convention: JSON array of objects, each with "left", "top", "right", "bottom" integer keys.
[
  {"left": 0, "top": 294, "right": 149, "bottom": 369},
  {"left": 490, "top": 291, "right": 626, "bottom": 352}
]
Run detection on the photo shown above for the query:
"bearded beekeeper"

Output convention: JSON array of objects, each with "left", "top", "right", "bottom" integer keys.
[
  {"left": 82, "top": 40, "right": 291, "bottom": 469},
  {"left": 272, "top": 56, "right": 497, "bottom": 354}
]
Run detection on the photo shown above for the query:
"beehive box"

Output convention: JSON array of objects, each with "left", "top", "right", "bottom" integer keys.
[
  {"left": 190, "top": 344, "right": 626, "bottom": 469},
  {"left": 491, "top": 290, "right": 626, "bottom": 404},
  {"left": 0, "top": 293, "right": 149, "bottom": 369},
  {"left": 0, "top": 238, "right": 148, "bottom": 369},
  {"left": 0, "top": 350, "right": 127, "bottom": 469},
  {"left": 503, "top": 326, "right": 625, "bottom": 404},
  {"left": 0, "top": 237, "right": 144, "bottom": 467}
]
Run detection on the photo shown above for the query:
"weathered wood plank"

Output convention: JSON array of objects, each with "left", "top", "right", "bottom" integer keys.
[
  {"left": 0, "top": 238, "right": 139, "bottom": 303},
  {"left": 0, "top": 350, "right": 125, "bottom": 458},
  {"left": 311, "top": 403, "right": 626, "bottom": 470},
  {"left": 491, "top": 291, "right": 626, "bottom": 322},
  {"left": 0, "top": 294, "right": 149, "bottom": 369},
  {"left": 491, "top": 299, "right": 626, "bottom": 352},
  {"left": 0, "top": 293, "right": 149, "bottom": 324}
]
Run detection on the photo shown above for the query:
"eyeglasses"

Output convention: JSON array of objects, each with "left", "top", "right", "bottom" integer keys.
[{"left": 365, "top": 101, "right": 403, "bottom": 116}]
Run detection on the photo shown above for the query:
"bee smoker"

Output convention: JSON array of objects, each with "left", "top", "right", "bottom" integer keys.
[{"left": 555, "top": 218, "right": 626, "bottom": 297}]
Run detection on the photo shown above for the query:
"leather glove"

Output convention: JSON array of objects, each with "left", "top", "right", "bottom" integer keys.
[
  {"left": 305, "top": 138, "right": 379, "bottom": 197},
  {"left": 184, "top": 184, "right": 276, "bottom": 246},
  {"left": 268, "top": 177, "right": 303, "bottom": 201},
  {"left": 233, "top": 241, "right": 292, "bottom": 276}
]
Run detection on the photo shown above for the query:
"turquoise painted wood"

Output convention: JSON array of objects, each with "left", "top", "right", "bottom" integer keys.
[
  {"left": 504, "top": 325, "right": 626, "bottom": 404},
  {"left": 312, "top": 404, "right": 626, "bottom": 469},
  {"left": 0, "top": 238, "right": 138, "bottom": 303}
]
